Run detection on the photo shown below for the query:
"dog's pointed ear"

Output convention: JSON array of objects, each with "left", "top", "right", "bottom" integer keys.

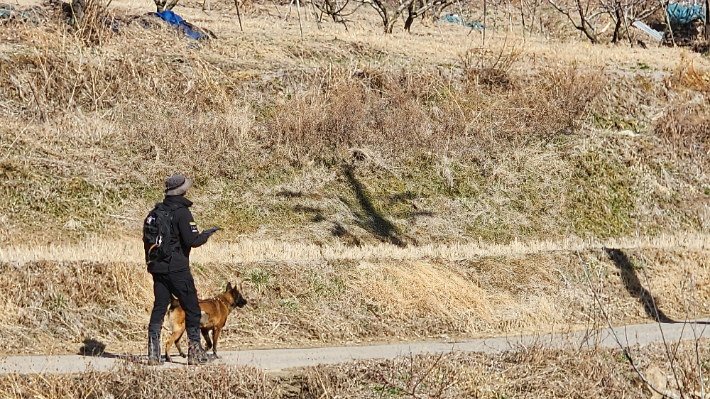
[{"left": 226, "top": 282, "right": 233, "bottom": 291}]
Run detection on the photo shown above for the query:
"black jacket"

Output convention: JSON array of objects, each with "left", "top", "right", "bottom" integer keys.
[{"left": 147, "top": 195, "right": 213, "bottom": 274}]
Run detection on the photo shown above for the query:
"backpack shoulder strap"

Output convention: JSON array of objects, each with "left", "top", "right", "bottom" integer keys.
[
  {"left": 164, "top": 202, "right": 184, "bottom": 251},
  {"left": 152, "top": 202, "right": 168, "bottom": 213}
]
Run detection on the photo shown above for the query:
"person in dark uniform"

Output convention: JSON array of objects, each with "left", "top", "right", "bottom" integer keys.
[{"left": 146, "top": 174, "right": 220, "bottom": 365}]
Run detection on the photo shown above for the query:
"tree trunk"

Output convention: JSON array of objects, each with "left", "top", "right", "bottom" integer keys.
[
  {"left": 386, "top": 0, "right": 414, "bottom": 32},
  {"left": 165, "top": 0, "right": 180, "bottom": 11},
  {"left": 367, "top": 0, "right": 390, "bottom": 32},
  {"left": 154, "top": 0, "right": 166, "bottom": 12},
  {"left": 323, "top": 0, "right": 337, "bottom": 21},
  {"left": 575, "top": 5, "right": 598, "bottom": 43},
  {"left": 386, "top": 17, "right": 396, "bottom": 32},
  {"left": 404, "top": 1, "right": 415, "bottom": 31},
  {"left": 612, "top": 8, "right": 623, "bottom": 43},
  {"left": 578, "top": 25, "right": 599, "bottom": 43}
]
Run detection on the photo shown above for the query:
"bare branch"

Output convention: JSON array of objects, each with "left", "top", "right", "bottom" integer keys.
[
  {"left": 636, "top": 251, "right": 687, "bottom": 399},
  {"left": 577, "top": 251, "right": 677, "bottom": 399}
]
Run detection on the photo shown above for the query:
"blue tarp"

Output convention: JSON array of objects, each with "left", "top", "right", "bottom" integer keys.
[
  {"left": 442, "top": 13, "right": 485, "bottom": 30},
  {"left": 0, "top": 4, "right": 12, "bottom": 19},
  {"left": 154, "top": 10, "right": 209, "bottom": 40},
  {"left": 0, "top": 4, "right": 46, "bottom": 24},
  {"left": 667, "top": 4, "right": 705, "bottom": 25}
]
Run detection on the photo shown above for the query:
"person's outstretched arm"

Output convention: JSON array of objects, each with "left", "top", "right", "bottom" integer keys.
[{"left": 176, "top": 208, "right": 219, "bottom": 248}]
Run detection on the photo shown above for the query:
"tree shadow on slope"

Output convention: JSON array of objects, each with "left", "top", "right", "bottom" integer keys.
[
  {"left": 293, "top": 205, "right": 326, "bottom": 222},
  {"left": 604, "top": 248, "right": 676, "bottom": 324},
  {"left": 341, "top": 165, "right": 408, "bottom": 247}
]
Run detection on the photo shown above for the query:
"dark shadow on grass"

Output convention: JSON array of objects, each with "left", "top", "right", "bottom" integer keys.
[
  {"left": 79, "top": 338, "right": 142, "bottom": 362},
  {"left": 604, "top": 247, "right": 676, "bottom": 324},
  {"left": 389, "top": 192, "right": 434, "bottom": 219},
  {"left": 390, "top": 192, "right": 419, "bottom": 204},
  {"left": 79, "top": 337, "right": 109, "bottom": 357},
  {"left": 409, "top": 211, "right": 434, "bottom": 218},
  {"left": 332, "top": 221, "right": 362, "bottom": 246},
  {"left": 276, "top": 190, "right": 304, "bottom": 198},
  {"left": 293, "top": 205, "right": 325, "bottom": 222},
  {"left": 342, "top": 165, "right": 406, "bottom": 247}
]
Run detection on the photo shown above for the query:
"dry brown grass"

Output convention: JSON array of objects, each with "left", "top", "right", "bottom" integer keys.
[
  {"left": 654, "top": 56, "right": 710, "bottom": 165},
  {"left": 4, "top": 0, "right": 710, "bottom": 367},
  {"left": 263, "top": 51, "right": 605, "bottom": 163},
  {"left": 2, "top": 1, "right": 710, "bottom": 246},
  {"left": 0, "top": 260, "right": 152, "bottom": 354},
  {"left": 0, "top": 244, "right": 709, "bottom": 356},
  {"left": 0, "top": 363, "right": 275, "bottom": 398},
  {"left": 302, "top": 339, "right": 710, "bottom": 398},
  {"left": 353, "top": 261, "right": 497, "bottom": 325},
  {"left": 2, "top": 339, "right": 709, "bottom": 398}
]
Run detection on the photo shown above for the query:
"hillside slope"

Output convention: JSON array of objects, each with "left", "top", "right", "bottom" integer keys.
[
  {"left": 2, "top": 0, "right": 710, "bottom": 356},
  {"left": 2, "top": 1, "right": 710, "bottom": 247}
]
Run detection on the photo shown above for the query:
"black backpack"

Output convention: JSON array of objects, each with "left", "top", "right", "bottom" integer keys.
[{"left": 143, "top": 202, "right": 177, "bottom": 265}]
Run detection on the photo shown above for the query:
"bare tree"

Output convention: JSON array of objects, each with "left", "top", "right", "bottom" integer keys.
[
  {"left": 314, "top": 0, "right": 349, "bottom": 22},
  {"left": 604, "top": 0, "right": 661, "bottom": 43},
  {"left": 548, "top": 0, "right": 660, "bottom": 43},
  {"left": 313, "top": 0, "right": 365, "bottom": 29},
  {"left": 364, "top": 0, "right": 454, "bottom": 32},
  {"left": 547, "top": 0, "right": 605, "bottom": 43},
  {"left": 154, "top": 0, "right": 179, "bottom": 12}
]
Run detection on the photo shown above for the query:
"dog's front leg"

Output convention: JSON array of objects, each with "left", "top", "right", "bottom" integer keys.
[
  {"left": 169, "top": 329, "right": 187, "bottom": 358},
  {"left": 211, "top": 326, "right": 222, "bottom": 358}
]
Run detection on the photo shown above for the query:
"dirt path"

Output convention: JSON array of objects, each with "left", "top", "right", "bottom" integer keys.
[{"left": 1, "top": 319, "right": 709, "bottom": 374}]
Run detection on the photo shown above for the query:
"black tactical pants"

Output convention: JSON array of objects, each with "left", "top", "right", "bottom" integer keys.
[{"left": 149, "top": 269, "right": 201, "bottom": 333}]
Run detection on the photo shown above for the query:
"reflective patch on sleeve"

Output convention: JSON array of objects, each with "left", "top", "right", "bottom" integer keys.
[
  {"left": 189, "top": 222, "right": 197, "bottom": 226},
  {"left": 190, "top": 226, "right": 199, "bottom": 233}
]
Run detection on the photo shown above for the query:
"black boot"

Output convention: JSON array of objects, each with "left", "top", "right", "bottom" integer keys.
[
  {"left": 187, "top": 327, "right": 214, "bottom": 365},
  {"left": 147, "top": 323, "right": 163, "bottom": 365}
]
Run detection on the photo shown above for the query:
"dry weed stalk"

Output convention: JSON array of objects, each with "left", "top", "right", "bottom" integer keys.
[
  {"left": 375, "top": 353, "right": 460, "bottom": 398},
  {"left": 578, "top": 250, "right": 673, "bottom": 398},
  {"left": 72, "top": 0, "right": 113, "bottom": 45},
  {"left": 655, "top": 56, "right": 710, "bottom": 165},
  {"left": 579, "top": 246, "right": 710, "bottom": 399},
  {"left": 459, "top": 43, "right": 521, "bottom": 88},
  {"left": 265, "top": 61, "right": 604, "bottom": 164},
  {"left": 0, "top": 363, "right": 274, "bottom": 398}
]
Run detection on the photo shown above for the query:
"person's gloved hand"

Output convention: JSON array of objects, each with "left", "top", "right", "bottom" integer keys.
[{"left": 204, "top": 227, "right": 221, "bottom": 235}]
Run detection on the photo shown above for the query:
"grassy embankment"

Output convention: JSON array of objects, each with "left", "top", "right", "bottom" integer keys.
[{"left": 2, "top": 0, "right": 710, "bottom": 355}]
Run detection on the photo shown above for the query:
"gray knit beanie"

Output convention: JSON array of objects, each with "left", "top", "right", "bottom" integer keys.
[{"left": 165, "top": 174, "right": 192, "bottom": 196}]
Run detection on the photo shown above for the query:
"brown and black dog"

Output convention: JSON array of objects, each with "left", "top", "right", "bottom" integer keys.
[{"left": 165, "top": 281, "right": 247, "bottom": 362}]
